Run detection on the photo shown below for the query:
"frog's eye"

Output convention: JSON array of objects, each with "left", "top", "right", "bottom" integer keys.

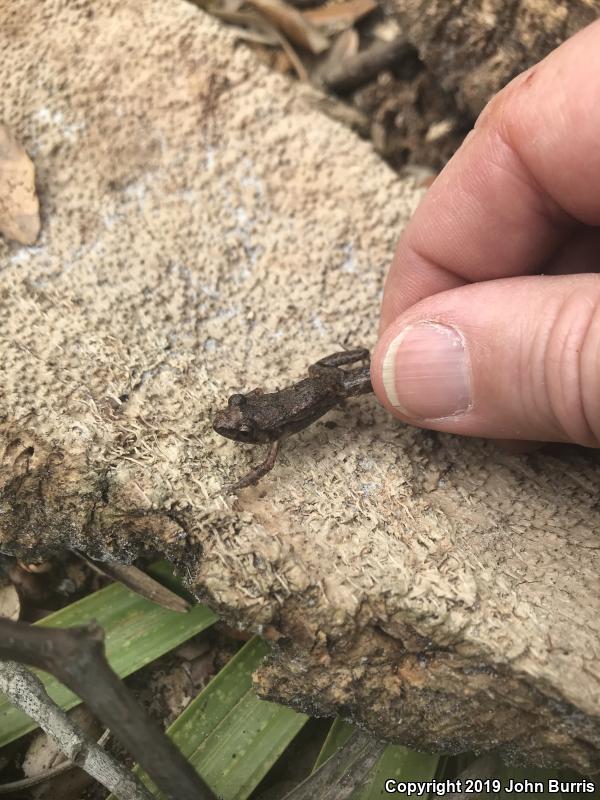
[
  {"left": 239, "top": 424, "right": 251, "bottom": 435},
  {"left": 228, "top": 394, "right": 246, "bottom": 408}
]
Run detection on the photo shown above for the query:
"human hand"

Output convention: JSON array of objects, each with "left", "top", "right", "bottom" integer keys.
[{"left": 371, "top": 20, "right": 600, "bottom": 446}]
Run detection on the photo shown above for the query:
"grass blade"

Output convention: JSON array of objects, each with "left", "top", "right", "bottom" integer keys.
[
  {"left": 129, "top": 636, "right": 308, "bottom": 800},
  {"left": 0, "top": 581, "right": 218, "bottom": 747},
  {"left": 359, "top": 745, "right": 439, "bottom": 799},
  {"left": 283, "top": 729, "right": 385, "bottom": 800},
  {"left": 313, "top": 718, "right": 354, "bottom": 767},
  {"left": 314, "top": 719, "right": 439, "bottom": 799}
]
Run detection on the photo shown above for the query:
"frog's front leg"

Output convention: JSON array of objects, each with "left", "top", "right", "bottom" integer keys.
[
  {"left": 228, "top": 439, "right": 281, "bottom": 491},
  {"left": 307, "top": 348, "right": 370, "bottom": 378}
]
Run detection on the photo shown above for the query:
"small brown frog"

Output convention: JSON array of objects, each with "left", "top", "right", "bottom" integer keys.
[{"left": 213, "top": 349, "right": 373, "bottom": 490}]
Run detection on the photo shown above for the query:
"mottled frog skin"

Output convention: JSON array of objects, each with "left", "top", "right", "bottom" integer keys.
[{"left": 213, "top": 349, "right": 372, "bottom": 489}]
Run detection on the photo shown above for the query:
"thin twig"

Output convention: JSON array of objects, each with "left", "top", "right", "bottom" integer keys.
[
  {"left": 210, "top": 7, "right": 307, "bottom": 79},
  {"left": 271, "top": 26, "right": 309, "bottom": 81},
  {"left": 253, "top": 15, "right": 309, "bottom": 81},
  {"left": 284, "top": 0, "right": 322, "bottom": 8},
  {"left": 0, "top": 662, "right": 150, "bottom": 800},
  {"left": 228, "top": 25, "right": 281, "bottom": 45},
  {"left": 321, "top": 38, "right": 416, "bottom": 93},
  {"left": 209, "top": 8, "right": 279, "bottom": 44},
  {"left": 308, "top": 94, "right": 370, "bottom": 136},
  {"left": 0, "top": 619, "right": 216, "bottom": 800}
]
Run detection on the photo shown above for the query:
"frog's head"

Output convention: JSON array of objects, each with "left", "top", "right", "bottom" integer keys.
[{"left": 213, "top": 393, "right": 270, "bottom": 444}]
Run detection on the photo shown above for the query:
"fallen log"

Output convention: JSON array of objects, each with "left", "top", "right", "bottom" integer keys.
[{"left": 0, "top": 0, "right": 598, "bottom": 772}]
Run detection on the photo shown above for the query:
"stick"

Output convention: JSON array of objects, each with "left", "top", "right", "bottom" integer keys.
[
  {"left": 0, "top": 662, "right": 150, "bottom": 800},
  {"left": 0, "top": 619, "right": 216, "bottom": 800},
  {"left": 321, "top": 38, "right": 416, "bottom": 93},
  {"left": 0, "top": 730, "right": 109, "bottom": 794}
]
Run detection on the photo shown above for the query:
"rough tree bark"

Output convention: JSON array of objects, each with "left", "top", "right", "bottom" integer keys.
[{"left": 0, "top": 0, "right": 598, "bottom": 773}]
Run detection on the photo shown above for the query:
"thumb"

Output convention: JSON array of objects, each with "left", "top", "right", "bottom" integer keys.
[{"left": 371, "top": 274, "right": 600, "bottom": 446}]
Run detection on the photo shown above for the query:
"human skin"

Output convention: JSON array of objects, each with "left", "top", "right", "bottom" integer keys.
[{"left": 371, "top": 19, "right": 600, "bottom": 447}]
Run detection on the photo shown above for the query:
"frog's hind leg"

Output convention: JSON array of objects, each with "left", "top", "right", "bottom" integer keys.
[
  {"left": 308, "top": 348, "right": 369, "bottom": 378},
  {"left": 228, "top": 439, "right": 281, "bottom": 491}
]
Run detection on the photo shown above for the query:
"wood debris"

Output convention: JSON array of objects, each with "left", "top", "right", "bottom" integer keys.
[
  {"left": 73, "top": 551, "right": 191, "bottom": 613},
  {"left": 302, "top": 0, "right": 377, "bottom": 31},
  {"left": 0, "top": 619, "right": 216, "bottom": 800},
  {"left": 320, "top": 37, "right": 416, "bottom": 92},
  {"left": 0, "top": 661, "right": 152, "bottom": 800},
  {"left": 200, "top": 0, "right": 466, "bottom": 169},
  {"left": 0, "top": 124, "right": 40, "bottom": 245},
  {"left": 316, "top": 28, "right": 360, "bottom": 76},
  {"left": 248, "top": 0, "right": 329, "bottom": 53},
  {"left": 0, "top": 583, "right": 20, "bottom": 621}
]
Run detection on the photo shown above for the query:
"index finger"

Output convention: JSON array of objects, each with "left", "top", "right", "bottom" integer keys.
[{"left": 380, "top": 19, "right": 600, "bottom": 332}]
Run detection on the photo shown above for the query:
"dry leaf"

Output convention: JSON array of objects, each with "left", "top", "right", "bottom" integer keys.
[
  {"left": 211, "top": 7, "right": 278, "bottom": 43},
  {"left": 303, "top": 0, "right": 377, "bottom": 30},
  {"left": 309, "top": 94, "right": 370, "bottom": 136},
  {"left": 425, "top": 117, "right": 456, "bottom": 143},
  {"left": 18, "top": 560, "right": 53, "bottom": 573},
  {"left": 228, "top": 24, "right": 280, "bottom": 45},
  {"left": 370, "top": 18, "right": 401, "bottom": 42},
  {"left": 175, "top": 638, "right": 211, "bottom": 661},
  {"left": 23, "top": 707, "right": 101, "bottom": 800},
  {"left": 273, "top": 48, "right": 294, "bottom": 74},
  {"left": 74, "top": 551, "right": 190, "bottom": 613},
  {"left": 311, "top": 28, "right": 358, "bottom": 85},
  {"left": 221, "top": 0, "right": 244, "bottom": 11},
  {"left": 0, "top": 124, "right": 40, "bottom": 245},
  {"left": 8, "top": 562, "right": 51, "bottom": 606},
  {"left": 326, "top": 28, "right": 359, "bottom": 64},
  {"left": 0, "top": 583, "right": 21, "bottom": 620},
  {"left": 275, "top": 33, "right": 309, "bottom": 81},
  {"left": 23, "top": 730, "right": 68, "bottom": 780},
  {"left": 248, "top": 0, "right": 329, "bottom": 53}
]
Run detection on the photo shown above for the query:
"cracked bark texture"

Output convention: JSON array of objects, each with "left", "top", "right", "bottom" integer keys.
[
  {"left": 386, "top": 0, "right": 600, "bottom": 115},
  {"left": 0, "top": 0, "right": 599, "bottom": 772}
]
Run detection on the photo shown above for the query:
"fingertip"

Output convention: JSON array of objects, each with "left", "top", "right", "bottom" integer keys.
[
  {"left": 374, "top": 274, "right": 600, "bottom": 445},
  {"left": 377, "top": 321, "right": 472, "bottom": 422}
]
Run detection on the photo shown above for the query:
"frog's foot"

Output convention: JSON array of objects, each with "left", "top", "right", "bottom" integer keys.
[
  {"left": 226, "top": 439, "right": 281, "bottom": 491},
  {"left": 308, "top": 348, "right": 369, "bottom": 378}
]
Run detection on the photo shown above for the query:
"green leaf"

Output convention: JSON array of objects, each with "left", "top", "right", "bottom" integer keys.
[
  {"left": 359, "top": 745, "right": 439, "bottom": 799},
  {"left": 0, "top": 581, "right": 218, "bottom": 747},
  {"left": 283, "top": 728, "right": 386, "bottom": 800},
  {"left": 130, "top": 636, "right": 309, "bottom": 800},
  {"left": 314, "top": 719, "right": 439, "bottom": 799},
  {"left": 146, "top": 559, "right": 197, "bottom": 603},
  {"left": 313, "top": 718, "right": 354, "bottom": 767}
]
